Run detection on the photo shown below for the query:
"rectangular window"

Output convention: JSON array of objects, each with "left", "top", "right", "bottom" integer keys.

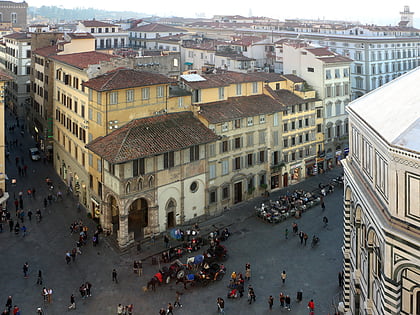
[
  {"left": 222, "top": 186, "right": 229, "bottom": 199},
  {"left": 109, "top": 92, "right": 118, "bottom": 105},
  {"left": 222, "top": 122, "right": 228, "bottom": 132},
  {"left": 97, "top": 159, "right": 102, "bottom": 172},
  {"left": 325, "top": 70, "right": 331, "bottom": 79},
  {"left": 259, "top": 131, "right": 265, "bottom": 144},
  {"left": 236, "top": 83, "right": 242, "bottom": 96},
  {"left": 163, "top": 151, "right": 175, "bottom": 169},
  {"left": 291, "top": 121, "right": 296, "bottom": 130},
  {"left": 221, "top": 140, "right": 229, "bottom": 153},
  {"left": 218, "top": 87, "right": 224, "bottom": 100},
  {"left": 298, "top": 119, "right": 303, "bottom": 128},
  {"left": 273, "top": 131, "right": 279, "bottom": 146},
  {"left": 247, "top": 117, "right": 253, "bottom": 126},
  {"left": 273, "top": 113, "right": 278, "bottom": 126},
  {"left": 209, "top": 143, "right": 216, "bottom": 157},
  {"left": 234, "top": 137, "right": 241, "bottom": 149},
  {"left": 190, "top": 145, "right": 199, "bottom": 162},
  {"left": 209, "top": 164, "right": 216, "bottom": 179},
  {"left": 247, "top": 133, "right": 253, "bottom": 147},
  {"left": 88, "top": 108, "right": 93, "bottom": 120},
  {"left": 209, "top": 190, "right": 217, "bottom": 204},
  {"left": 305, "top": 118, "right": 309, "bottom": 126},
  {"left": 335, "top": 69, "right": 340, "bottom": 78},
  {"left": 252, "top": 82, "right": 258, "bottom": 93},
  {"left": 283, "top": 138, "right": 288, "bottom": 148},
  {"left": 133, "top": 158, "right": 145, "bottom": 176},
  {"left": 178, "top": 97, "right": 184, "bottom": 108},
  {"left": 126, "top": 89, "right": 134, "bottom": 102},
  {"left": 234, "top": 119, "right": 241, "bottom": 129},
  {"left": 247, "top": 153, "right": 253, "bottom": 167},
  {"left": 317, "top": 109, "right": 322, "bottom": 118},
  {"left": 221, "top": 160, "right": 229, "bottom": 175},
  {"left": 343, "top": 68, "right": 349, "bottom": 77},
  {"left": 96, "top": 112, "right": 102, "bottom": 125},
  {"left": 88, "top": 153, "right": 93, "bottom": 166},
  {"left": 157, "top": 86, "right": 164, "bottom": 98},
  {"left": 233, "top": 157, "right": 241, "bottom": 170},
  {"left": 283, "top": 123, "right": 288, "bottom": 132},
  {"left": 307, "top": 67, "right": 314, "bottom": 72},
  {"left": 142, "top": 87, "right": 150, "bottom": 100},
  {"left": 97, "top": 92, "right": 102, "bottom": 105},
  {"left": 259, "top": 115, "right": 265, "bottom": 124},
  {"left": 259, "top": 150, "right": 265, "bottom": 163}
]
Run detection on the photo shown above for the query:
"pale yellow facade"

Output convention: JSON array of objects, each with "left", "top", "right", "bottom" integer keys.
[{"left": 0, "top": 77, "right": 10, "bottom": 206}]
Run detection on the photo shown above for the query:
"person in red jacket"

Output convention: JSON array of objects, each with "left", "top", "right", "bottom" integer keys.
[{"left": 308, "top": 299, "right": 315, "bottom": 311}]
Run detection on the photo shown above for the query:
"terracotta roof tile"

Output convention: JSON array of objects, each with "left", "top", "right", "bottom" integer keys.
[
  {"left": 271, "top": 89, "right": 310, "bottom": 106},
  {"left": 67, "top": 32, "right": 94, "bottom": 39},
  {"left": 86, "top": 112, "right": 218, "bottom": 163},
  {"left": 281, "top": 74, "right": 305, "bottom": 83},
  {"left": 83, "top": 68, "right": 175, "bottom": 91},
  {"left": 198, "top": 95, "right": 286, "bottom": 124},
  {"left": 182, "top": 71, "right": 268, "bottom": 89},
  {"left": 4, "top": 32, "right": 30, "bottom": 40},
  {"left": 51, "top": 51, "right": 114, "bottom": 70}
]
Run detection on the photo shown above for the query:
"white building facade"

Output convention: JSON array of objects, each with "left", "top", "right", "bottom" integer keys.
[{"left": 342, "top": 68, "right": 420, "bottom": 315}]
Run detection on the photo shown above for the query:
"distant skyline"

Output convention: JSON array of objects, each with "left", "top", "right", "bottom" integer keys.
[{"left": 26, "top": 0, "right": 420, "bottom": 27}]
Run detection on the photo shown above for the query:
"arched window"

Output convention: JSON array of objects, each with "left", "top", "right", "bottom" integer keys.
[
  {"left": 137, "top": 178, "right": 143, "bottom": 191},
  {"left": 125, "top": 182, "right": 131, "bottom": 194},
  {"left": 148, "top": 175, "right": 154, "bottom": 188}
]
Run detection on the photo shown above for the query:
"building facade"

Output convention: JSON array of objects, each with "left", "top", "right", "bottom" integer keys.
[
  {"left": 77, "top": 20, "right": 128, "bottom": 50},
  {"left": 342, "top": 68, "right": 420, "bottom": 314},
  {"left": 0, "top": 1, "right": 27, "bottom": 29},
  {"left": 0, "top": 70, "right": 12, "bottom": 207},
  {"left": 3, "top": 32, "right": 31, "bottom": 117},
  {"left": 283, "top": 44, "right": 352, "bottom": 169},
  {"left": 86, "top": 112, "right": 218, "bottom": 247}
]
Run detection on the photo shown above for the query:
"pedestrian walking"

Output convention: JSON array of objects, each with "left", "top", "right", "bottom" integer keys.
[
  {"left": 245, "top": 262, "right": 251, "bottom": 280},
  {"left": 268, "top": 295, "right": 274, "bottom": 310},
  {"left": 164, "top": 234, "right": 169, "bottom": 248},
  {"left": 47, "top": 288, "right": 53, "bottom": 303},
  {"left": 9, "top": 219, "right": 14, "bottom": 232},
  {"left": 338, "top": 271, "right": 344, "bottom": 287},
  {"left": 303, "top": 233, "right": 308, "bottom": 245},
  {"left": 27, "top": 209, "right": 32, "bottom": 221},
  {"left": 5, "top": 296, "right": 12, "bottom": 311},
  {"left": 68, "top": 294, "right": 76, "bottom": 310},
  {"left": 85, "top": 281, "right": 92, "bottom": 297},
  {"left": 284, "top": 228, "right": 289, "bottom": 239},
  {"left": 42, "top": 288, "right": 48, "bottom": 302},
  {"left": 23, "top": 262, "right": 29, "bottom": 278},
  {"left": 321, "top": 201, "right": 325, "bottom": 211},
  {"left": 117, "top": 304, "right": 123, "bottom": 315},
  {"left": 299, "top": 231, "right": 304, "bottom": 244},
  {"left": 112, "top": 269, "right": 118, "bottom": 283},
  {"left": 126, "top": 304, "right": 133, "bottom": 315},
  {"left": 279, "top": 292, "right": 285, "bottom": 307},
  {"left": 174, "top": 291, "right": 182, "bottom": 308},
  {"left": 36, "top": 270, "right": 43, "bottom": 285},
  {"left": 65, "top": 252, "right": 71, "bottom": 264},
  {"left": 12, "top": 305, "right": 20, "bottom": 315},
  {"left": 217, "top": 297, "right": 225, "bottom": 314},
  {"left": 21, "top": 225, "right": 27, "bottom": 237},
  {"left": 159, "top": 308, "right": 166, "bottom": 315},
  {"left": 323, "top": 216, "right": 328, "bottom": 227},
  {"left": 248, "top": 286, "right": 256, "bottom": 304},
  {"left": 292, "top": 222, "right": 298, "bottom": 235},
  {"left": 166, "top": 302, "right": 174, "bottom": 315},
  {"left": 285, "top": 295, "right": 291, "bottom": 310},
  {"left": 79, "top": 284, "right": 86, "bottom": 299},
  {"left": 308, "top": 299, "right": 315, "bottom": 312},
  {"left": 281, "top": 270, "right": 287, "bottom": 284}
]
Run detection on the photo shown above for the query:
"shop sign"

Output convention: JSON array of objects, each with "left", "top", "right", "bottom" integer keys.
[
  {"left": 290, "top": 162, "right": 301, "bottom": 169},
  {"left": 305, "top": 158, "right": 316, "bottom": 165}
]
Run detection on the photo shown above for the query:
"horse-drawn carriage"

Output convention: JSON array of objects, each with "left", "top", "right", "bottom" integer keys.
[
  {"left": 146, "top": 259, "right": 186, "bottom": 291},
  {"left": 176, "top": 262, "right": 226, "bottom": 288}
]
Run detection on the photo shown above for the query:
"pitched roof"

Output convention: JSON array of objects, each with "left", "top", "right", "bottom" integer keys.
[
  {"left": 129, "top": 23, "right": 186, "bottom": 33},
  {"left": 67, "top": 32, "right": 94, "bottom": 40},
  {"left": 198, "top": 95, "right": 286, "bottom": 123},
  {"left": 305, "top": 47, "right": 353, "bottom": 63},
  {"left": 86, "top": 112, "right": 218, "bottom": 163},
  {"left": 0, "top": 70, "right": 13, "bottom": 81},
  {"left": 270, "top": 89, "right": 312, "bottom": 106},
  {"left": 83, "top": 68, "right": 175, "bottom": 91},
  {"left": 182, "top": 71, "right": 267, "bottom": 89},
  {"left": 4, "top": 32, "right": 30, "bottom": 40},
  {"left": 281, "top": 74, "right": 305, "bottom": 83},
  {"left": 51, "top": 51, "right": 114, "bottom": 70},
  {"left": 33, "top": 45, "right": 61, "bottom": 57},
  {"left": 81, "top": 20, "right": 117, "bottom": 27},
  {"left": 215, "top": 52, "right": 255, "bottom": 61}
]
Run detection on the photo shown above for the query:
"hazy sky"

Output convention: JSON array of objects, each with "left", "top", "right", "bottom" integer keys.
[{"left": 28, "top": 0, "right": 419, "bottom": 26}]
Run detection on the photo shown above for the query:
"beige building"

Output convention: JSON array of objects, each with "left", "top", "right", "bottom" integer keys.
[
  {"left": 283, "top": 44, "right": 352, "bottom": 170},
  {"left": 86, "top": 112, "right": 218, "bottom": 247},
  {"left": 342, "top": 68, "right": 420, "bottom": 314}
]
